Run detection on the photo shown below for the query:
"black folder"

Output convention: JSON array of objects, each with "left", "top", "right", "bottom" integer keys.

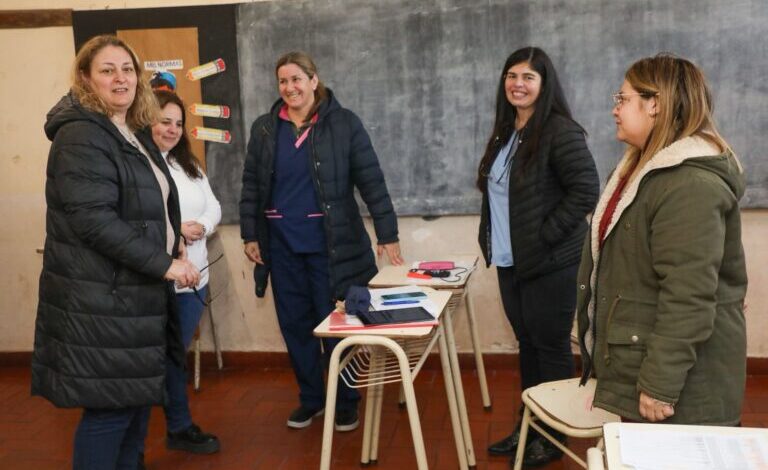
[{"left": 356, "top": 306, "right": 434, "bottom": 325}]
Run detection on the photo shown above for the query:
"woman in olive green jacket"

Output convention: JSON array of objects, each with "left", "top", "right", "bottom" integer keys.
[{"left": 577, "top": 54, "right": 747, "bottom": 425}]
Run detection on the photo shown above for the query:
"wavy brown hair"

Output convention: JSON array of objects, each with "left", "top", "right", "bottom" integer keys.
[
  {"left": 71, "top": 35, "right": 158, "bottom": 130},
  {"left": 620, "top": 53, "right": 737, "bottom": 180},
  {"left": 154, "top": 90, "right": 203, "bottom": 180},
  {"left": 275, "top": 51, "right": 328, "bottom": 124}
]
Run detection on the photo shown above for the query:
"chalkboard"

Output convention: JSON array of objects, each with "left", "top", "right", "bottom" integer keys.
[{"left": 236, "top": 0, "right": 767, "bottom": 215}]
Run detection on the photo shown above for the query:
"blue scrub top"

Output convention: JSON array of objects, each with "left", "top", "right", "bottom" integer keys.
[
  {"left": 487, "top": 131, "right": 519, "bottom": 267},
  {"left": 268, "top": 118, "right": 327, "bottom": 253}
]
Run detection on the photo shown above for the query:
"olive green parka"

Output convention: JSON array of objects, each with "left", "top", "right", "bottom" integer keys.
[{"left": 577, "top": 135, "right": 747, "bottom": 425}]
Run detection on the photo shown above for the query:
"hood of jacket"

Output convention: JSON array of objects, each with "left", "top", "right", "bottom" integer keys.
[{"left": 45, "top": 93, "right": 110, "bottom": 141}]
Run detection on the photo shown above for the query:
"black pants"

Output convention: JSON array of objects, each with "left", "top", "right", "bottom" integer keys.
[{"left": 497, "top": 264, "right": 577, "bottom": 392}]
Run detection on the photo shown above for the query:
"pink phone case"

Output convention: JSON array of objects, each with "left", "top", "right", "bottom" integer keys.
[{"left": 418, "top": 261, "right": 455, "bottom": 270}]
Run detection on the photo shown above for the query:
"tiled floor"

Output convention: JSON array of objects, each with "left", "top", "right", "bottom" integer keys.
[{"left": 1, "top": 363, "right": 767, "bottom": 470}]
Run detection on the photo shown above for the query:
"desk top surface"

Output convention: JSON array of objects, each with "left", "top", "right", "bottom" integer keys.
[
  {"left": 314, "top": 287, "right": 452, "bottom": 339},
  {"left": 602, "top": 422, "right": 768, "bottom": 469},
  {"left": 368, "top": 254, "right": 479, "bottom": 289}
]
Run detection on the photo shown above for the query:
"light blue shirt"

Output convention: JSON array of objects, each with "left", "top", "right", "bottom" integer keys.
[{"left": 488, "top": 132, "right": 519, "bottom": 267}]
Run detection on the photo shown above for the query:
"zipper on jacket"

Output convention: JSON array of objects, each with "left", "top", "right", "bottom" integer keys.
[{"left": 308, "top": 123, "right": 338, "bottom": 297}]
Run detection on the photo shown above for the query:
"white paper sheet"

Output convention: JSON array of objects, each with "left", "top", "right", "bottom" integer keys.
[
  {"left": 619, "top": 427, "right": 768, "bottom": 470},
  {"left": 368, "top": 286, "right": 438, "bottom": 317}
]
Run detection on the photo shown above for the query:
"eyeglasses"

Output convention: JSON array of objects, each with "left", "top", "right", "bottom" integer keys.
[
  {"left": 192, "top": 254, "right": 224, "bottom": 307},
  {"left": 611, "top": 92, "right": 657, "bottom": 107}
]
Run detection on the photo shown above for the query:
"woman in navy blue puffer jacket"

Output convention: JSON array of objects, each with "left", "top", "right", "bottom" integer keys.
[{"left": 240, "top": 51, "right": 402, "bottom": 432}]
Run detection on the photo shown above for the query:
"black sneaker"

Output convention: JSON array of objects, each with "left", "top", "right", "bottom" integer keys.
[
  {"left": 334, "top": 408, "right": 359, "bottom": 432},
  {"left": 166, "top": 423, "right": 220, "bottom": 454},
  {"left": 287, "top": 405, "right": 324, "bottom": 429}
]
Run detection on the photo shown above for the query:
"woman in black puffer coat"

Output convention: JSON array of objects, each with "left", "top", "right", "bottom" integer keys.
[
  {"left": 240, "top": 51, "right": 402, "bottom": 432},
  {"left": 478, "top": 47, "right": 599, "bottom": 467},
  {"left": 32, "top": 35, "right": 199, "bottom": 469}
]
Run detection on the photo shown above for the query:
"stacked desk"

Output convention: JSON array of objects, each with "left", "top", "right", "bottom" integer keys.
[
  {"left": 368, "top": 254, "right": 491, "bottom": 411},
  {"left": 315, "top": 286, "right": 476, "bottom": 470}
]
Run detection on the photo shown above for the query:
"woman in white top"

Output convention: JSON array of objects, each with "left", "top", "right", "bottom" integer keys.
[{"left": 149, "top": 89, "right": 222, "bottom": 455}]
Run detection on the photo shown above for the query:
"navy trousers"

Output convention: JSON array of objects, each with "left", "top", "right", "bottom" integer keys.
[
  {"left": 73, "top": 406, "right": 150, "bottom": 470},
  {"left": 496, "top": 264, "right": 577, "bottom": 392},
  {"left": 270, "top": 235, "right": 360, "bottom": 411}
]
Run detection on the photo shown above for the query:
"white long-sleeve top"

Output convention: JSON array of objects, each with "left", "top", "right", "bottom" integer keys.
[{"left": 163, "top": 152, "right": 222, "bottom": 292}]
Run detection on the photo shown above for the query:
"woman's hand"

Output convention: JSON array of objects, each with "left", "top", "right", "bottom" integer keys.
[
  {"left": 164, "top": 259, "right": 200, "bottom": 288},
  {"left": 376, "top": 242, "right": 404, "bottom": 265},
  {"left": 244, "top": 241, "right": 264, "bottom": 265},
  {"left": 181, "top": 221, "right": 206, "bottom": 243},
  {"left": 638, "top": 391, "right": 675, "bottom": 422}
]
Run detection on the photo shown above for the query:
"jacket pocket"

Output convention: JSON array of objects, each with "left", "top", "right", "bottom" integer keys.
[{"left": 605, "top": 322, "right": 651, "bottom": 383}]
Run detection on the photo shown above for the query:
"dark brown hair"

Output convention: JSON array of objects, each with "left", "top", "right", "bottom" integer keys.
[
  {"left": 154, "top": 90, "right": 202, "bottom": 179},
  {"left": 476, "top": 47, "right": 582, "bottom": 193}
]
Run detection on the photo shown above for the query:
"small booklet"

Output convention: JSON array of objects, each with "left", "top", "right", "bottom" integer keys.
[{"left": 357, "top": 306, "right": 435, "bottom": 326}]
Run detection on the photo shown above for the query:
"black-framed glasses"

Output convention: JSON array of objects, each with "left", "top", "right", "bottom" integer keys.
[{"left": 192, "top": 254, "right": 224, "bottom": 306}]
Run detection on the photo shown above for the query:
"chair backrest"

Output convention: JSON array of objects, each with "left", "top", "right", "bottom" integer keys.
[{"left": 525, "top": 378, "right": 620, "bottom": 431}]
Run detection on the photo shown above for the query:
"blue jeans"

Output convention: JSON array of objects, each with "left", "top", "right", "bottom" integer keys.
[
  {"left": 138, "top": 286, "right": 207, "bottom": 451},
  {"left": 163, "top": 286, "right": 207, "bottom": 432},
  {"left": 73, "top": 406, "right": 150, "bottom": 470}
]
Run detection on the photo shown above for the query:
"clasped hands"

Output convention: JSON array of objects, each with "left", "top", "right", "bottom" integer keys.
[
  {"left": 639, "top": 391, "right": 675, "bottom": 422},
  {"left": 164, "top": 236, "right": 200, "bottom": 288}
]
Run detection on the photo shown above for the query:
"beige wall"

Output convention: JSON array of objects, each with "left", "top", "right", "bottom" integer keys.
[{"left": 1, "top": 2, "right": 766, "bottom": 356}]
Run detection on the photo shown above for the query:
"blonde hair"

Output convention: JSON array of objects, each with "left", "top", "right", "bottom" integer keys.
[
  {"left": 275, "top": 51, "right": 328, "bottom": 124},
  {"left": 620, "top": 53, "right": 737, "bottom": 180},
  {"left": 71, "top": 35, "right": 158, "bottom": 130}
]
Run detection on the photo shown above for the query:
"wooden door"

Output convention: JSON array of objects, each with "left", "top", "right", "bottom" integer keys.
[{"left": 117, "top": 27, "right": 207, "bottom": 170}]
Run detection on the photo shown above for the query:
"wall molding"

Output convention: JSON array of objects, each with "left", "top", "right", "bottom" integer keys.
[{"left": 0, "top": 10, "right": 72, "bottom": 29}]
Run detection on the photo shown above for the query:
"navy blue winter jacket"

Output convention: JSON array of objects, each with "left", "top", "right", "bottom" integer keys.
[{"left": 240, "top": 90, "right": 398, "bottom": 299}]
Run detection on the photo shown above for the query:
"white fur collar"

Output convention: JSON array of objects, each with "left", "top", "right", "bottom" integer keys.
[{"left": 583, "top": 136, "right": 721, "bottom": 356}]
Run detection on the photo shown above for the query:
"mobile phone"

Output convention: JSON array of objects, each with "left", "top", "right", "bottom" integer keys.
[{"left": 380, "top": 291, "right": 428, "bottom": 301}]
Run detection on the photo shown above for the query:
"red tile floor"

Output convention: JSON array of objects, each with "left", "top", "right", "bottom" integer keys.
[{"left": 1, "top": 364, "right": 767, "bottom": 469}]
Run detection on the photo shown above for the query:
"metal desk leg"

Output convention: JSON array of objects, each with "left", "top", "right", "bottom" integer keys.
[
  {"left": 370, "top": 379, "right": 384, "bottom": 463},
  {"left": 361, "top": 349, "right": 382, "bottom": 465},
  {"left": 464, "top": 284, "right": 491, "bottom": 409},
  {"left": 207, "top": 301, "right": 223, "bottom": 371},
  {"left": 193, "top": 333, "right": 201, "bottom": 391},
  {"left": 443, "top": 308, "right": 476, "bottom": 467},
  {"left": 321, "top": 337, "right": 428, "bottom": 470},
  {"left": 438, "top": 325, "right": 469, "bottom": 470}
]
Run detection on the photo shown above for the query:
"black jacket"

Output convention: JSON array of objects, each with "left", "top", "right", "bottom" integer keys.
[
  {"left": 240, "top": 90, "right": 398, "bottom": 299},
  {"left": 479, "top": 114, "right": 599, "bottom": 280},
  {"left": 32, "top": 94, "right": 185, "bottom": 409}
]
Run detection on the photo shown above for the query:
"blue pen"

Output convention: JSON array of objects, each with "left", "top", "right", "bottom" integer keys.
[{"left": 382, "top": 300, "right": 420, "bottom": 306}]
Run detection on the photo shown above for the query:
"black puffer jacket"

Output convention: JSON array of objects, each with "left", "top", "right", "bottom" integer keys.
[
  {"left": 479, "top": 114, "right": 599, "bottom": 280},
  {"left": 32, "top": 94, "right": 185, "bottom": 409},
  {"left": 240, "top": 90, "right": 398, "bottom": 299}
]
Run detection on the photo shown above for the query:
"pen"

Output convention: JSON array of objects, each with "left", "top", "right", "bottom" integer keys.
[{"left": 382, "top": 300, "right": 420, "bottom": 306}]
